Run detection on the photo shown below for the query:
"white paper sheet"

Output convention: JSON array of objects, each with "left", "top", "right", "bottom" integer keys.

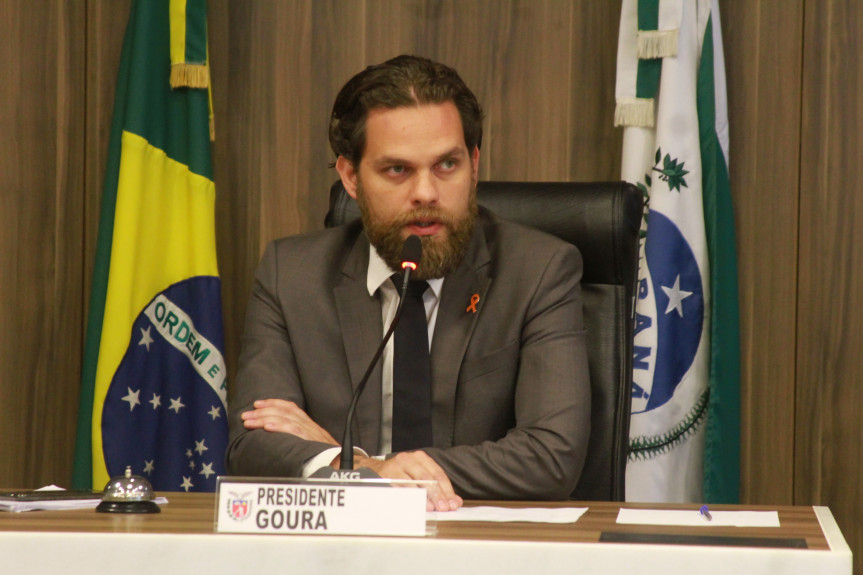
[
  {"left": 616, "top": 508, "right": 780, "bottom": 527},
  {"left": 428, "top": 506, "right": 588, "bottom": 523}
]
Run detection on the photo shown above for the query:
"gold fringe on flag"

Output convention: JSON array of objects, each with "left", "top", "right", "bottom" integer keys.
[
  {"left": 637, "top": 29, "right": 679, "bottom": 59},
  {"left": 170, "top": 63, "right": 210, "bottom": 89},
  {"left": 614, "top": 98, "right": 655, "bottom": 128}
]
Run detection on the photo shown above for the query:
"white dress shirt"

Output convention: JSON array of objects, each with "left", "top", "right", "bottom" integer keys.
[{"left": 302, "top": 242, "right": 443, "bottom": 475}]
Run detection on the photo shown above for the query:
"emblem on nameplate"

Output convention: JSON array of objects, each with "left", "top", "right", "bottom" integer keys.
[{"left": 228, "top": 491, "right": 253, "bottom": 521}]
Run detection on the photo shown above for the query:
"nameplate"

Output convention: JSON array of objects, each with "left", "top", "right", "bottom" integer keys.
[{"left": 215, "top": 477, "right": 427, "bottom": 537}]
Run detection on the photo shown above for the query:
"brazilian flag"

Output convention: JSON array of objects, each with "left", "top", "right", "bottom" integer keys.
[{"left": 73, "top": 0, "right": 227, "bottom": 492}]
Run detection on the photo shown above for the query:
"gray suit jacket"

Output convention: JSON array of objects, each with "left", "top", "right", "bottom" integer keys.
[{"left": 226, "top": 208, "right": 590, "bottom": 500}]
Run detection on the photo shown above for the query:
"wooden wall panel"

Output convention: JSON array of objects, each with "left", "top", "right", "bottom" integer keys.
[
  {"left": 362, "top": 0, "right": 504, "bottom": 182},
  {"left": 488, "top": 1, "right": 575, "bottom": 180},
  {"left": 308, "top": 1, "right": 367, "bottom": 230},
  {"left": 256, "top": 3, "right": 313, "bottom": 246},
  {"left": 719, "top": 0, "right": 803, "bottom": 506},
  {"left": 798, "top": 1, "right": 863, "bottom": 571},
  {"left": 569, "top": 1, "right": 623, "bottom": 181},
  {"left": 0, "top": 2, "right": 86, "bottom": 486},
  {"left": 216, "top": 1, "right": 314, "bottom": 386}
]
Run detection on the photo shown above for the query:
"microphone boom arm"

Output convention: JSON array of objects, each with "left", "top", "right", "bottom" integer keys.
[{"left": 338, "top": 253, "right": 418, "bottom": 470}]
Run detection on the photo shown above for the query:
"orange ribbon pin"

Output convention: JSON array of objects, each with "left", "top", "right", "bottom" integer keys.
[{"left": 466, "top": 294, "right": 480, "bottom": 313}]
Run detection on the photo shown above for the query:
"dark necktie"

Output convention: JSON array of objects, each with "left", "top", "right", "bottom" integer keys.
[{"left": 392, "top": 278, "right": 433, "bottom": 452}]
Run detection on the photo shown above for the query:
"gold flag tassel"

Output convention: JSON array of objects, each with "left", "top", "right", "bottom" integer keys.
[
  {"left": 170, "top": 63, "right": 209, "bottom": 89},
  {"left": 169, "top": 0, "right": 210, "bottom": 89}
]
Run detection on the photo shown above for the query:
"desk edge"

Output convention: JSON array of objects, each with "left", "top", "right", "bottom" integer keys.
[{"left": 813, "top": 506, "right": 852, "bottom": 555}]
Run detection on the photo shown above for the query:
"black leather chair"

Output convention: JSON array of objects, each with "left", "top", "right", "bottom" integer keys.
[{"left": 325, "top": 180, "right": 643, "bottom": 501}]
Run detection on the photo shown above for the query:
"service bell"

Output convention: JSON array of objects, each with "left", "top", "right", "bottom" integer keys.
[{"left": 96, "top": 466, "right": 160, "bottom": 514}]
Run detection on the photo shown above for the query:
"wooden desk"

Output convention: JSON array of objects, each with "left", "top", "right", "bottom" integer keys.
[{"left": 0, "top": 494, "right": 851, "bottom": 575}]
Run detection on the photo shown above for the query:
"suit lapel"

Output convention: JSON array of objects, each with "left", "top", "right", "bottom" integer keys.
[
  {"left": 430, "top": 218, "right": 492, "bottom": 447},
  {"left": 333, "top": 233, "right": 382, "bottom": 453}
]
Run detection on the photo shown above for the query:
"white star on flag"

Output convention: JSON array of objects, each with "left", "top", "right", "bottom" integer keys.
[
  {"left": 181, "top": 477, "right": 194, "bottom": 492},
  {"left": 143, "top": 460, "right": 155, "bottom": 474},
  {"left": 208, "top": 405, "right": 222, "bottom": 420},
  {"left": 149, "top": 393, "right": 161, "bottom": 409},
  {"left": 195, "top": 439, "right": 208, "bottom": 455},
  {"left": 121, "top": 387, "right": 141, "bottom": 411},
  {"left": 200, "top": 462, "right": 215, "bottom": 479},
  {"left": 138, "top": 326, "right": 154, "bottom": 351},
  {"left": 168, "top": 397, "right": 185, "bottom": 413},
  {"left": 661, "top": 275, "right": 693, "bottom": 317}
]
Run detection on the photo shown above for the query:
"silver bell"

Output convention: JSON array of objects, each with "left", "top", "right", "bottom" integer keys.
[{"left": 96, "top": 466, "right": 160, "bottom": 514}]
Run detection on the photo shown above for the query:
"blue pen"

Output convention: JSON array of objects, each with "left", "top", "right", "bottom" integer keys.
[{"left": 700, "top": 504, "right": 712, "bottom": 521}]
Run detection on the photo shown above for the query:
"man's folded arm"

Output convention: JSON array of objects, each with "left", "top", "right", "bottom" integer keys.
[{"left": 226, "top": 242, "right": 338, "bottom": 477}]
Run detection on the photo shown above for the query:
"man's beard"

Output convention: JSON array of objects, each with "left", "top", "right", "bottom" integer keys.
[{"left": 357, "top": 183, "right": 478, "bottom": 281}]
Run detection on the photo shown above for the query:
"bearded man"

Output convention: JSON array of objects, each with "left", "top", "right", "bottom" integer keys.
[{"left": 227, "top": 55, "right": 590, "bottom": 511}]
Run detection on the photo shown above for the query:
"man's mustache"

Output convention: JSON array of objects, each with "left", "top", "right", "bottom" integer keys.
[{"left": 393, "top": 207, "right": 457, "bottom": 228}]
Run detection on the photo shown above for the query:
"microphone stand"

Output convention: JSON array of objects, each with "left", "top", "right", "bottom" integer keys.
[{"left": 339, "top": 237, "right": 421, "bottom": 471}]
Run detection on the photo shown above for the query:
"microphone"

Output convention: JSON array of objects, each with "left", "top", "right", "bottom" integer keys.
[{"left": 332, "top": 235, "right": 422, "bottom": 474}]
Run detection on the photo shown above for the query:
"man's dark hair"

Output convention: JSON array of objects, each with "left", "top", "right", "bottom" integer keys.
[{"left": 329, "top": 55, "right": 484, "bottom": 165}]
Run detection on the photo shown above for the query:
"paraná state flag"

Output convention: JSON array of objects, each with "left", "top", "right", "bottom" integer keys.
[
  {"left": 614, "top": 0, "right": 741, "bottom": 503},
  {"left": 72, "top": 0, "right": 228, "bottom": 493}
]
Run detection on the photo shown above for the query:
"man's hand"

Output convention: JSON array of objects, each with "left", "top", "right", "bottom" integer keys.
[
  {"left": 241, "top": 399, "right": 338, "bottom": 446},
  {"left": 242, "top": 401, "right": 461, "bottom": 511},
  {"left": 355, "top": 451, "right": 463, "bottom": 512}
]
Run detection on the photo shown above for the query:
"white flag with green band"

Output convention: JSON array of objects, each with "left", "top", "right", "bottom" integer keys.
[{"left": 615, "top": 0, "right": 740, "bottom": 503}]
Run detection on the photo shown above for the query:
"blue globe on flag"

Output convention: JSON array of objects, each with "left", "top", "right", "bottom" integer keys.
[
  {"left": 102, "top": 277, "right": 228, "bottom": 492},
  {"left": 632, "top": 210, "right": 704, "bottom": 414}
]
